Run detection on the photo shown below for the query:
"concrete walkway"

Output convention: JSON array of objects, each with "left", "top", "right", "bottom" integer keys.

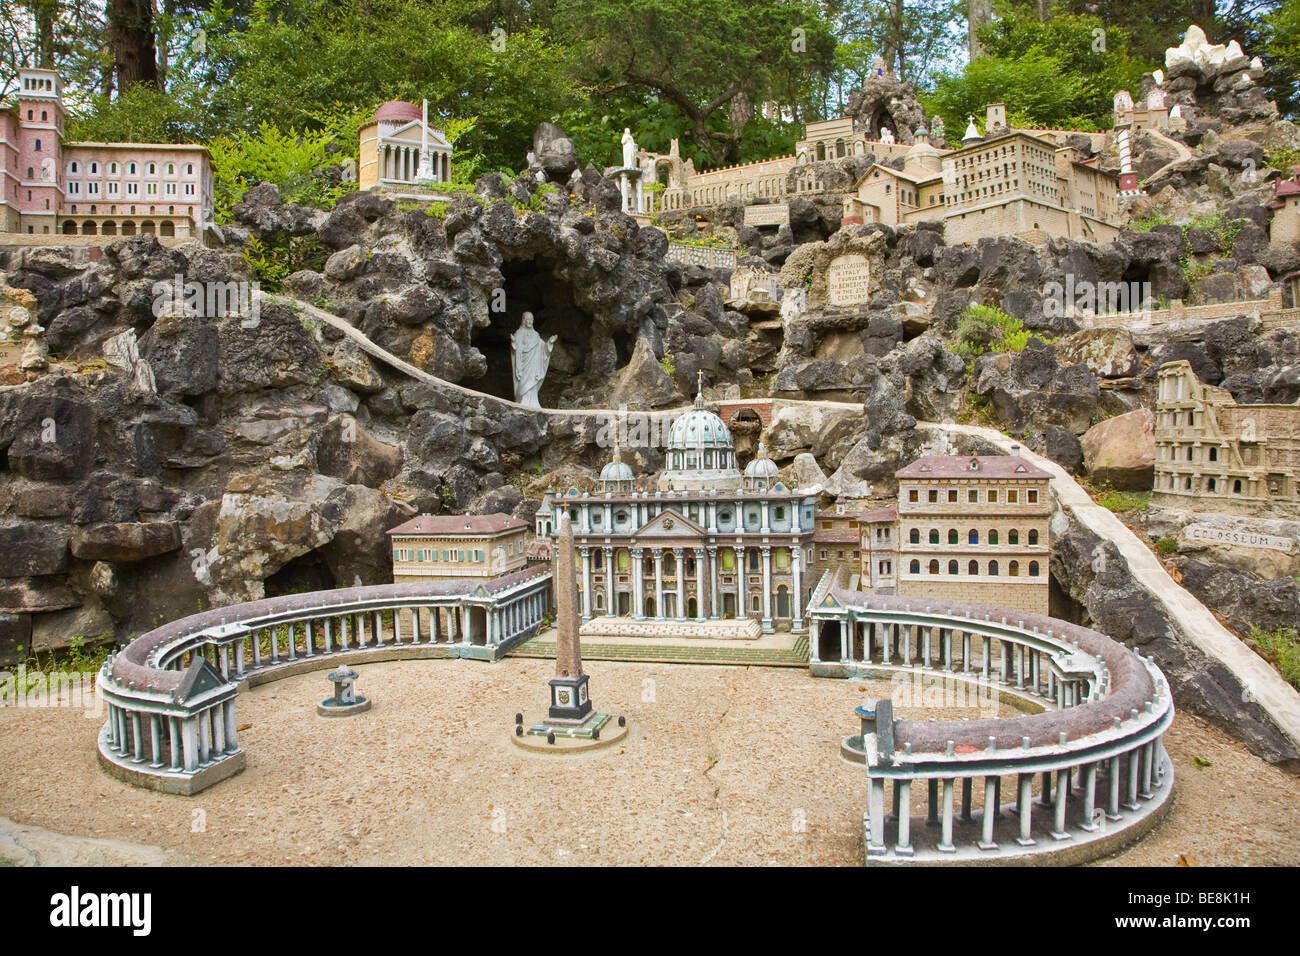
[{"left": 930, "top": 421, "right": 1300, "bottom": 753}]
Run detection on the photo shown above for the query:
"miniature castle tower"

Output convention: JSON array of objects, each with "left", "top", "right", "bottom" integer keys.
[
  {"left": 1116, "top": 128, "right": 1143, "bottom": 197},
  {"left": 546, "top": 511, "right": 594, "bottom": 724}
]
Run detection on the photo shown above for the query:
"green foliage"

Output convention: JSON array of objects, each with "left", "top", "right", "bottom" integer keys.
[
  {"left": 925, "top": 11, "right": 1149, "bottom": 140},
  {"left": 19, "top": 633, "right": 117, "bottom": 677},
  {"left": 1249, "top": 625, "right": 1300, "bottom": 690},
  {"left": 660, "top": 353, "right": 676, "bottom": 377},
  {"left": 1266, "top": 147, "right": 1300, "bottom": 173},
  {"left": 1129, "top": 212, "right": 1172, "bottom": 233},
  {"left": 241, "top": 234, "right": 327, "bottom": 293},
  {"left": 66, "top": 81, "right": 210, "bottom": 143},
  {"left": 951, "top": 305, "right": 1045, "bottom": 362},
  {"left": 1097, "top": 488, "right": 1150, "bottom": 513},
  {"left": 1155, "top": 536, "right": 1179, "bottom": 557},
  {"left": 208, "top": 119, "right": 355, "bottom": 222}
]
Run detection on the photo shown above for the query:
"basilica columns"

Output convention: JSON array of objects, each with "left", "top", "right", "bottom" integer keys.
[
  {"left": 791, "top": 546, "right": 804, "bottom": 631},
  {"left": 604, "top": 546, "right": 615, "bottom": 617},
  {"left": 760, "top": 546, "right": 773, "bottom": 633},
  {"left": 631, "top": 547, "right": 645, "bottom": 619},
  {"left": 707, "top": 546, "right": 720, "bottom": 620},
  {"left": 580, "top": 546, "right": 593, "bottom": 623},
  {"left": 672, "top": 547, "right": 686, "bottom": 619},
  {"left": 693, "top": 547, "right": 707, "bottom": 621},
  {"left": 653, "top": 548, "right": 664, "bottom": 617}
]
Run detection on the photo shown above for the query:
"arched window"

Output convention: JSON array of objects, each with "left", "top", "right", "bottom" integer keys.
[
  {"left": 968, "top": 529, "right": 979, "bottom": 544},
  {"left": 1208, "top": 478, "right": 1217, "bottom": 492},
  {"left": 160, "top": 221, "right": 175, "bottom": 236},
  {"left": 988, "top": 560, "right": 999, "bottom": 576},
  {"left": 1008, "top": 529, "right": 1019, "bottom": 545},
  {"left": 1233, "top": 479, "right": 1242, "bottom": 494},
  {"left": 34, "top": 139, "right": 41, "bottom": 150},
  {"left": 948, "top": 560, "right": 958, "bottom": 575},
  {"left": 928, "top": 529, "right": 939, "bottom": 544},
  {"left": 122, "top": 221, "right": 136, "bottom": 235},
  {"left": 1028, "top": 529, "right": 1038, "bottom": 545},
  {"left": 1209, "top": 447, "right": 1218, "bottom": 461},
  {"left": 1009, "top": 561, "right": 1019, "bottom": 577},
  {"left": 592, "top": 550, "right": 603, "bottom": 570},
  {"left": 989, "top": 529, "right": 999, "bottom": 545},
  {"left": 928, "top": 560, "right": 939, "bottom": 575},
  {"left": 969, "top": 559, "right": 979, "bottom": 575},
  {"left": 909, "top": 528, "right": 920, "bottom": 544},
  {"left": 948, "top": 529, "right": 959, "bottom": 545},
  {"left": 80, "top": 220, "right": 96, "bottom": 235},
  {"left": 909, "top": 560, "right": 920, "bottom": 574},
  {"left": 1030, "top": 561, "right": 1040, "bottom": 576}
]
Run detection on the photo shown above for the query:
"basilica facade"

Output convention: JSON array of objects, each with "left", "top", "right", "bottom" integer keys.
[{"left": 535, "top": 388, "right": 817, "bottom": 635}]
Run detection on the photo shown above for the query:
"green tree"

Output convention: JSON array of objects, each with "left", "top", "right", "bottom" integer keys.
[
  {"left": 554, "top": 0, "right": 836, "bottom": 165},
  {"left": 926, "top": 10, "right": 1150, "bottom": 137}
]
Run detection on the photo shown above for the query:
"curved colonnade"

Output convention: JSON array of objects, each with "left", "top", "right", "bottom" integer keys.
[
  {"left": 96, "top": 569, "right": 551, "bottom": 794},
  {"left": 808, "top": 572, "right": 1174, "bottom": 864}
]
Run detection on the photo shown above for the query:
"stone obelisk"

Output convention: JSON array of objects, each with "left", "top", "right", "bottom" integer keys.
[{"left": 547, "top": 511, "right": 593, "bottom": 724}]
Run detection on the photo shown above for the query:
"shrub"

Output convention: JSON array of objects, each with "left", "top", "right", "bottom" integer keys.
[
  {"left": 1155, "top": 536, "right": 1179, "bottom": 557},
  {"left": 952, "top": 305, "right": 1046, "bottom": 362},
  {"left": 1097, "top": 488, "right": 1149, "bottom": 513}
]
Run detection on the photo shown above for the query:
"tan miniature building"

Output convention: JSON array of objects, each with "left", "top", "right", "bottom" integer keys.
[
  {"left": 1269, "top": 176, "right": 1300, "bottom": 246},
  {"left": 894, "top": 453, "right": 1052, "bottom": 614},
  {"left": 1152, "top": 360, "right": 1300, "bottom": 515},
  {"left": 812, "top": 503, "right": 898, "bottom": 591},
  {"left": 844, "top": 125, "right": 1119, "bottom": 245},
  {"left": 388, "top": 513, "right": 531, "bottom": 583}
]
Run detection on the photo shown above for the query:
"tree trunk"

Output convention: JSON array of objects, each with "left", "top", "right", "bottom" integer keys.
[
  {"left": 968, "top": 0, "right": 992, "bottom": 60},
  {"left": 107, "top": 0, "right": 160, "bottom": 90},
  {"left": 32, "top": 0, "right": 58, "bottom": 68}
]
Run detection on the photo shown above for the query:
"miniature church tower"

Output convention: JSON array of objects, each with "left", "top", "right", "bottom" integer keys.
[{"left": 547, "top": 511, "right": 593, "bottom": 724}]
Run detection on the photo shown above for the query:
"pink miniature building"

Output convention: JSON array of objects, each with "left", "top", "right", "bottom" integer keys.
[{"left": 1, "top": 68, "right": 214, "bottom": 241}]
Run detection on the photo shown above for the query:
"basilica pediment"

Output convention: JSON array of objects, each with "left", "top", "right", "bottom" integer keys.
[{"left": 633, "top": 508, "right": 706, "bottom": 538}]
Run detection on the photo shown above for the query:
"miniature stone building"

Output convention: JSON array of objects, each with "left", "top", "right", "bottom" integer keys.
[
  {"left": 0, "top": 68, "right": 214, "bottom": 240},
  {"left": 1152, "top": 360, "right": 1300, "bottom": 515},
  {"left": 537, "top": 382, "right": 816, "bottom": 634},
  {"left": 894, "top": 453, "right": 1052, "bottom": 614},
  {"left": 388, "top": 513, "right": 531, "bottom": 583},
  {"left": 843, "top": 120, "right": 1119, "bottom": 244}
]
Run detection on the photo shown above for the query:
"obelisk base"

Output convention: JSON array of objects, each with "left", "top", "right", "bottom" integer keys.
[{"left": 547, "top": 674, "right": 594, "bottom": 725}]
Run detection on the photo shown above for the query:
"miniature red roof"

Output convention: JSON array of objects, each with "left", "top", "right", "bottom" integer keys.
[
  {"left": 387, "top": 513, "right": 529, "bottom": 536},
  {"left": 374, "top": 100, "right": 422, "bottom": 124},
  {"left": 1275, "top": 178, "right": 1300, "bottom": 199},
  {"left": 895, "top": 455, "right": 1051, "bottom": 480}
]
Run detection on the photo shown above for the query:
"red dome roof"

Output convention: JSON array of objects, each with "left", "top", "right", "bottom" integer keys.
[{"left": 374, "top": 100, "right": 422, "bottom": 124}]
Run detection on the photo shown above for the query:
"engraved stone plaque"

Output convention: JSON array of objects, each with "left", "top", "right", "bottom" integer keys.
[
  {"left": 744, "top": 203, "right": 789, "bottom": 227},
  {"left": 827, "top": 254, "right": 871, "bottom": 306}
]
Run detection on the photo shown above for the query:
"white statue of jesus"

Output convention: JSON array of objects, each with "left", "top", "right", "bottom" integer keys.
[
  {"left": 621, "top": 127, "right": 637, "bottom": 168},
  {"left": 510, "top": 312, "right": 556, "bottom": 407}
]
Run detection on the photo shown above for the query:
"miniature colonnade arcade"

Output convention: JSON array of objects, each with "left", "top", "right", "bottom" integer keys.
[
  {"left": 97, "top": 570, "right": 551, "bottom": 794},
  {"left": 809, "top": 575, "right": 1174, "bottom": 863}
]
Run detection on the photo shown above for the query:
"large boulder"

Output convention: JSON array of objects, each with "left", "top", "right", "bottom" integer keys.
[
  {"left": 607, "top": 337, "right": 682, "bottom": 408},
  {"left": 531, "top": 122, "right": 580, "bottom": 181},
  {"left": 1079, "top": 408, "right": 1155, "bottom": 490},
  {"left": 70, "top": 522, "right": 183, "bottom": 563}
]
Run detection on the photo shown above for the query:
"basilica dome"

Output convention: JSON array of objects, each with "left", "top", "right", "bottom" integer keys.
[{"left": 658, "top": 376, "right": 743, "bottom": 491}]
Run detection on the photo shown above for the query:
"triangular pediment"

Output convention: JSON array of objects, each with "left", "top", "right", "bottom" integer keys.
[
  {"left": 820, "top": 592, "right": 841, "bottom": 608},
  {"left": 634, "top": 508, "right": 705, "bottom": 538},
  {"left": 382, "top": 121, "right": 451, "bottom": 150},
  {"left": 176, "top": 657, "right": 226, "bottom": 703}
]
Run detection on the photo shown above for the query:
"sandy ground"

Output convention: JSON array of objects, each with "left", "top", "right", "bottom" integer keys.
[{"left": 1, "top": 658, "right": 1297, "bottom": 866}]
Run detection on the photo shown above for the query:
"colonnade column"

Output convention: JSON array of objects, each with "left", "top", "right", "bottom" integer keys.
[
  {"left": 604, "top": 547, "right": 615, "bottom": 619},
  {"left": 791, "top": 546, "right": 804, "bottom": 631},
  {"left": 580, "top": 546, "right": 593, "bottom": 623},
  {"left": 653, "top": 548, "right": 664, "bottom": 620},
  {"left": 707, "top": 546, "right": 720, "bottom": 620},
  {"left": 673, "top": 548, "right": 686, "bottom": 620},
  {"left": 631, "top": 548, "right": 645, "bottom": 619},
  {"left": 693, "top": 547, "right": 707, "bottom": 621},
  {"left": 760, "top": 546, "right": 773, "bottom": 633}
]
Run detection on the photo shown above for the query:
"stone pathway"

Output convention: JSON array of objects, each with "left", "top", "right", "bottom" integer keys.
[
  {"left": 930, "top": 421, "right": 1300, "bottom": 753},
  {"left": 0, "top": 816, "right": 168, "bottom": 867}
]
